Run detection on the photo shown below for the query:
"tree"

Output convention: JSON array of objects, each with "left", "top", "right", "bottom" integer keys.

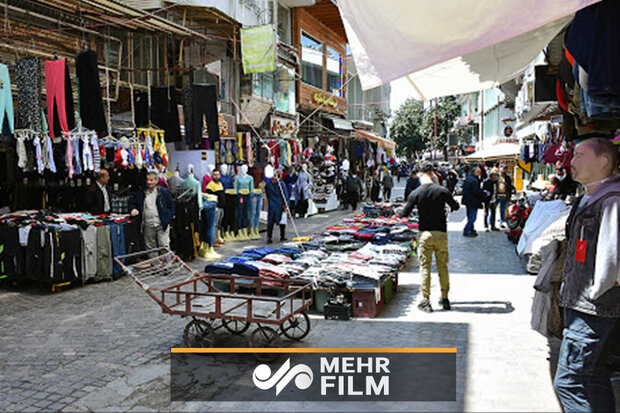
[
  {"left": 389, "top": 98, "right": 428, "bottom": 159},
  {"left": 390, "top": 96, "right": 460, "bottom": 160}
]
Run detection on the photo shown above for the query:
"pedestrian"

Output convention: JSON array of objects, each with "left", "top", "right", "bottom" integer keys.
[
  {"left": 496, "top": 166, "right": 515, "bottom": 228},
  {"left": 370, "top": 169, "right": 381, "bottom": 202},
  {"left": 398, "top": 161, "right": 460, "bottom": 312},
  {"left": 461, "top": 165, "right": 484, "bottom": 237},
  {"left": 265, "top": 169, "right": 289, "bottom": 244},
  {"left": 446, "top": 167, "right": 458, "bottom": 194},
  {"left": 482, "top": 169, "right": 499, "bottom": 231},
  {"left": 86, "top": 168, "right": 111, "bottom": 215},
  {"left": 551, "top": 165, "right": 579, "bottom": 200},
  {"left": 129, "top": 171, "right": 175, "bottom": 250},
  {"left": 404, "top": 169, "right": 421, "bottom": 200},
  {"left": 382, "top": 169, "right": 394, "bottom": 201},
  {"left": 295, "top": 163, "right": 312, "bottom": 218},
  {"left": 344, "top": 169, "right": 364, "bottom": 210},
  {"left": 553, "top": 138, "right": 620, "bottom": 412}
]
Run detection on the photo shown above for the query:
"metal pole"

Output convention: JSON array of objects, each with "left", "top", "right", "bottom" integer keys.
[{"left": 480, "top": 90, "right": 484, "bottom": 151}]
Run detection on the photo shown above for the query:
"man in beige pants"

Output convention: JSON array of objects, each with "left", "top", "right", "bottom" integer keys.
[{"left": 398, "top": 161, "right": 460, "bottom": 312}]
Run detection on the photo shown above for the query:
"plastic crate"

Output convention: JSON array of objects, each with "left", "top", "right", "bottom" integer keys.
[
  {"left": 324, "top": 303, "right": 352, "bottom": 320},
  {"left": 352, "top": 290, "right": 383, "bottom": 318}
]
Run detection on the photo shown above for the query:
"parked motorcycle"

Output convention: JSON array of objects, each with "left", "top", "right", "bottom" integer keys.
[{"left": 507, "top": 197, "right": 532, "bottom": 230}]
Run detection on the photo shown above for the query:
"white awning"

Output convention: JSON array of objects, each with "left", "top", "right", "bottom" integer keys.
[
  {"left": 329, "top": 117, "right": 353, "bottom": 131},
  {"left": 465, "top": 143, "right": 520, "bottom": 161},
  {"left": 338, "top": 0, "right": 601, "bottom": 99}
]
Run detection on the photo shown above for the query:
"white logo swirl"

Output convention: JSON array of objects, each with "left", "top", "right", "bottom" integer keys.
[{"left": 253, "top": 358, "right": 314, "bottom": 395}]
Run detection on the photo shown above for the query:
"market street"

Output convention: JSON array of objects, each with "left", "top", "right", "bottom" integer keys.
[{"left": 2, "top": 179, "right": 602, "bottom": 412}]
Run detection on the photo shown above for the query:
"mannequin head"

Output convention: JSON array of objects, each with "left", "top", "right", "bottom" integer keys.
[
  {"left": 265, "top": 164, "right": 274, "bottom": 179},
  {"left": 220, "top": 164, "right": 229, "bottom": 176},
  {"left": 207, "top": 164, "right": 215, "bottom": 176},
  {"left": 240, "top": 164, "right": 248, "bottom": 176},
  {"left": 301, "top": 163, "right": 308, "bottom": 172},
  {"left": 187, "top": 163, "right": 195, "bottom": 177}
]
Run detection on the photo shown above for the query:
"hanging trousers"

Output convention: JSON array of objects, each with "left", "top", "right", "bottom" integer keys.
[
  {"left": 237, "top": 194, "right": 250, "bottom": 230},
  {"left": 0, "top": 64, "right": 15, "bottom": 135},
  {"left": 190, "top": 84, "right": 220, "bottom": 146},
  {"left": 151, "top": 86, "right": 181, "bottom": 142},
  {"left": 76, "top": 49, "right": 106, "bottom": 134},
  {"left": 16, "top": 57, "right": 41, "bottom": 131},
  {"left": 223, "top": 193, "right": 238, "bottom": 234},
  {"left": 45, "top": 59, "right": 75, "bottom": 138}
]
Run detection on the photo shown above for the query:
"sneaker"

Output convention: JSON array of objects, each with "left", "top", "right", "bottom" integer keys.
[
  {"left": 267, "top": 239, "right": 273, "bottom": 244},
  {"left": 280, "top": 237, "right": 288, "bottom": 242},
  {"left": 491, "top": 227, "right": 499, "bottom": 232},
  {"left": 418, "top": 300, "right": 433, "bottom": 313},
  {"left": 438, "top": 298, "right": 451, "bottom": 311}
]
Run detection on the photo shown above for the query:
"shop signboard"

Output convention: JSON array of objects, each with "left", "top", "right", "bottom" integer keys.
[
  {"left": 271, "top": 115, "right": 298, "bottom": 138},
  {"left": 241, "top": 24, "right": 276, "bottom": 74}
]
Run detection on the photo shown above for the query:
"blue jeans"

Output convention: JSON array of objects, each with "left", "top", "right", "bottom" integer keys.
[
  {"left": 498, "top": 199, "right": 508, "bottom": 223},
  {"left": 464, "top": 206, "right": 478, "bottom": 235},
  {"left": 201, "top": 200, "right": 217, "bottom": 246},
  {"left": 236, "top": 194, "right": 250, "bottom": 230},
  {"left": 249, "top": 193, "right": 263, "bottom": 229},
  {"left": 109, "top": 222, "right": 126, "bottom": 279},
  {"left": 554, "top": 308, "right": 619, "bottom": 413}
]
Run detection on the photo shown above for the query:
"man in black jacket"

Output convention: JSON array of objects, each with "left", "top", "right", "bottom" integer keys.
[
  {"left": 552, "top": 165, "right": 579, "bottom": 200},
  {"left": 344, "top": 170, "right": 364, "bottom": 211},
  {"left": 461, "top": 166, "right": 484, "bottom": 237},
  {"left": 86, "top": 168, "right": 111, "bottom": 215},
  {"left": 398, "top": 161, "right": 460, "bottom": 312},
  {"left": 404, "top": 170, "right": 421, "bottom": 200}
]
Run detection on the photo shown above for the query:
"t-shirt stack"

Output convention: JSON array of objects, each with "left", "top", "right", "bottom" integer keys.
[
  {"left": 0, "top": 210, "right": 140, "bottom": 288},
  {"left": 203, "top": 201, "right": 418, "bottom": 317}
]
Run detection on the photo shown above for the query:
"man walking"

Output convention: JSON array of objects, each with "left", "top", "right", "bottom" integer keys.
[
  {"left": 461, "top": 165, "right": 484, "bottom": 237},
  {"left": 398, "top": 161, "right": 460, "bottom": 312},
  {"left": 86, "top": 168, "right": 111, "bottom": 215},
  {"left": 344, "top": 170, "right": 364, "bottom": 210},
  {"left": 129, "top": 171, "right": 175, "bottom": 250},
  {"left": 265, "top": 169, "right": 289, "bottom": 244},
  {"left": 553, "top": 138, "right": 620, "bottom": 412},
  {"left": 382, "top": 169, "right": 394, "bottom": 201},
  {"left": 404, "top": 169, "right": 421, "bottom": 200},
  {"left": 482, "top": 169, "right": 499, "bottom": 231}
]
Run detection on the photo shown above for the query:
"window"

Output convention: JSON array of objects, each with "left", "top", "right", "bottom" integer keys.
[
  {"left": 301, "top": 32, "right": 323, "bottom": 89},
  {"left": 277, "top": 5, "right": 292, "bottom": 45},
  {"left": 326, "top": 46, "right": 342, "bottom": 97},
  {"left": 251, "top": 72, "right": 275, "bottom": 101},
  {"left": 274, "top": 66, "right": 296, "bottom": 114}
]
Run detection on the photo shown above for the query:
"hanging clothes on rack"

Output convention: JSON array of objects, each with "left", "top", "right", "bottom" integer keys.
[
  {"left": 45, "top": 59, "right": 75, "bottom": 139},
  {"left": 187, "top": 84, "right": 220, "bottom": 146},
  {"left": 76, "top": 49, "right": 107, "bottom": 134},
  {"left": 150, "top": 86, "right": 181, "bottom": 142},
  {"left": 15, "top": 56, "right": 41, "bottom": 131},
  {"left": 0, "top": 63, "right": 15, "bottom": 136}
]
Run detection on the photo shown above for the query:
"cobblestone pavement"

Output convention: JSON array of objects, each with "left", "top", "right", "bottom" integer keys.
[{"left": 0, "top": 180, "right": 617, "bottom": 412}]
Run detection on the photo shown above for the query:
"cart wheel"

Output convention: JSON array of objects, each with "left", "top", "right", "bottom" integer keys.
[
  {"left": 184, "top": 319, "right": 215, "bottom": 348},
  {"left": 222, "top": 318, "right": 251, "bottom": 335},
  {"left": 249, "top": 326, "right": 281, "bottom": 362},
  {"left": 280, "top": 311, "right": 311, "bottom": 341}
]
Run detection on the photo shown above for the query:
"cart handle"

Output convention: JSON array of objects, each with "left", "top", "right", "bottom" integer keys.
[{"left": 114, "top": 248, "right": 167, "bottom": 261}]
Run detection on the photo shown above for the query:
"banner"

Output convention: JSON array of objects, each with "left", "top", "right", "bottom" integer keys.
[{"left": 241, "top": 24, "right": 276, "bottom": 74}]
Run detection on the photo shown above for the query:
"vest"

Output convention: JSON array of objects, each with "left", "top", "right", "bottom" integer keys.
[{"left": 560, "top": 192, "right": 620, "bottom": 317}]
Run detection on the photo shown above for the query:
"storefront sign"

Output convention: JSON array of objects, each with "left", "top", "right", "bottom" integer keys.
[
  {"left": 241, "top": 25, "right": 276, "bottom": 74},
  {"left": 313, "top": 92, "right": 338, "bottom": 109},
  {"left": 503, "top": 125, "right": 513, "bottom": 137},
  {"left": 271, "top": 116, "right": 297, "bottom": 138}
]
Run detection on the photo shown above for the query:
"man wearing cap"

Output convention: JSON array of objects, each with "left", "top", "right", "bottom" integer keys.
[{"left": 552, "top": 164, "right": 579, "bottom": 200}]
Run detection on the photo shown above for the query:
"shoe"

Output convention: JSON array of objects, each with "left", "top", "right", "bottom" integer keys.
[
  {"left": 418, "top": 300, "right": 433, "bottom": 313},
  {"left": 463, "top": 232, "right": 475, "bottom": 237},
  {"left": 198, "top": 242, "right": 208, "bottom": 258},
  {"left": 491, "top": 227, "right": 499, "bottom": 232},
  {"left": 280, "top": 237, "right": 288, "bottom": 242},
  {"left": 438, "top": 298, "right": 451, "bottom": 311},
  {"left": 205, "top": 246, "right": 221, "bottom": 260},
  {"left": 486, "top": 227, "right": 492, "bottom": 232},
  {"left": 267, "top": 239, "right": 273, "bottom": 244}
]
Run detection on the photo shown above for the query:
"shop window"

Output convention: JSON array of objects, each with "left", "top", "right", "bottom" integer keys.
[
  {"left": 301, "top": 31, "right": 324, "bottom": 89},
  {"left": 327, "top": 46, "right": 342, "bottom": 97},
  {"left": 277, "top": 5, "right": 292, "bottom": 45},
  {"left": 263, "top": 72, "right": 274, "bottom": 101},
  {"left": 274, "top": 66, "right": 296, "bottom": 114}
]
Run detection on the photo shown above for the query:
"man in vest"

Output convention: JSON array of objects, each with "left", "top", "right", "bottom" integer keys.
[{"left": 553, "top": 138, "right": 620, "bottom": 412}]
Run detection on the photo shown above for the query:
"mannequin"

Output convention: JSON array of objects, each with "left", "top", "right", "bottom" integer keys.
[
  {"left": 221, "top": 164, "right": 238, "bottom": 242},
  {"left": 180, "top": 163, "right": 202, "bottom": 212},
  {"left": 158, "top": 169, "right": 169, "bottom": 188},
  {"left": 341, "top": 159, "right": 350, "bottom": 172},
  {"left": 264, "top": 161, "right": 275, "bottom": 180},
  {"left": 198, "top": 192, "right": 221, "bottom": 260},
  {"left": 249, "top": 181, "right": 264, "bottom": 239},
  {"left": 168, "top": 164, "right": 183, "bottom": 195},
  {"left": 202, "top": 163, "right": 215, "bottom": 192},
  {"left": 234, "top": 164, "right": 253, "bottom": 241}
]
